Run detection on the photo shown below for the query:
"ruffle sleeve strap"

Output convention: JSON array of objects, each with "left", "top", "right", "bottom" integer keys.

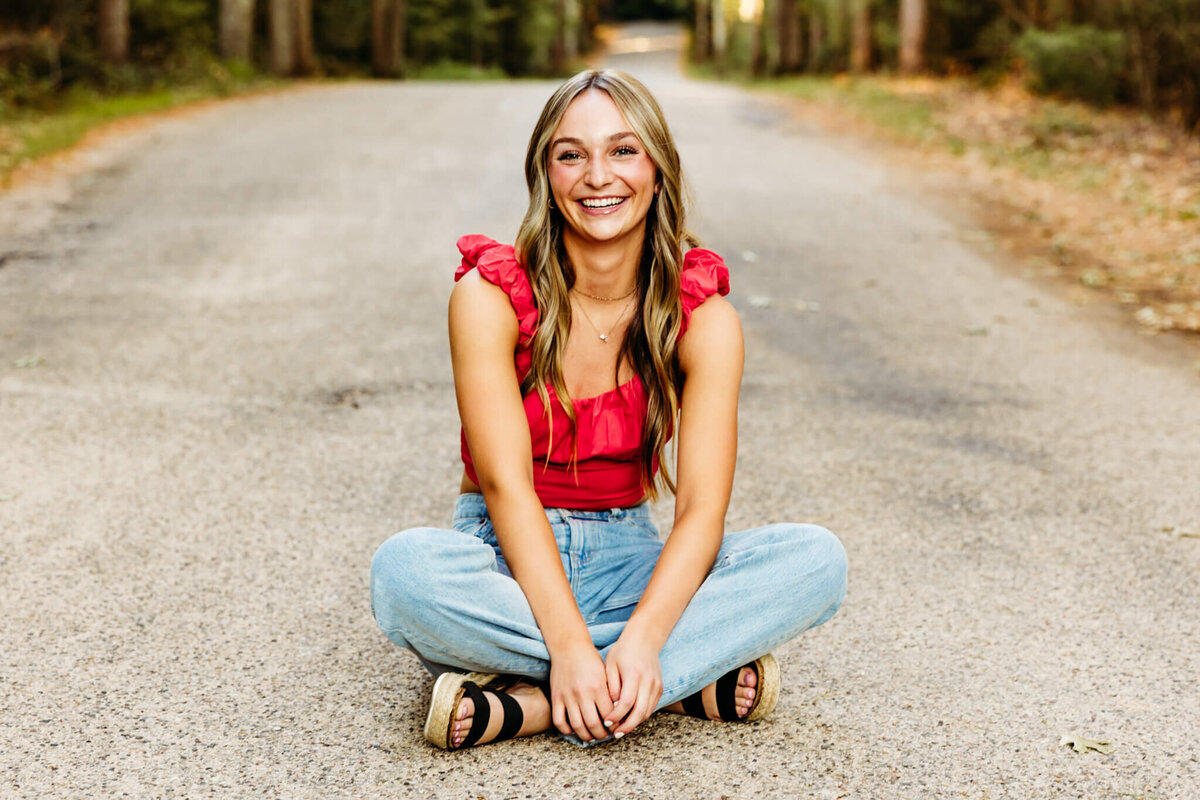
[
  {"left": 679, "top": 247, "right": 731, "bottom": 336},
  {"left": 455, "top": 234, "right": 539, "bottom": 347}
]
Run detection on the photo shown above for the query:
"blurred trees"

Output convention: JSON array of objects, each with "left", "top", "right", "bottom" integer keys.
[
  {"left": 3, "top": 0, "right": 1198, "bottom": 131},
  {"left": 219, "top": 0, "right": 255, "bottom": 61},
  {"left": 0, "top": 0, "right": 597, "bottom": 112},
  {"left": 691, "top": 0, "right": 1200, "bottom": 130}
]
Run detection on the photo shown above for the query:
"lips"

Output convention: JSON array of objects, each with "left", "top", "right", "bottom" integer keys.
[{"left": 577, "top": 196, "right": 628, "bottom": 215}]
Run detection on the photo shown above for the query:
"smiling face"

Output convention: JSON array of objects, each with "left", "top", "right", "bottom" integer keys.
[{"left": 547, "top": 88, "right": 660, "bottom": 250}]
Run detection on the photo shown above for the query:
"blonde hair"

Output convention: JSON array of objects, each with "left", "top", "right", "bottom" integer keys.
[{"left": 515, "top": 69, "right": 697, "bottom": 500}]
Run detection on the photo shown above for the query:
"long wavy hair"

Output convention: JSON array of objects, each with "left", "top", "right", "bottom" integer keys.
[{"left": 515, "top": 69, "right": 697, "bottom": 501}]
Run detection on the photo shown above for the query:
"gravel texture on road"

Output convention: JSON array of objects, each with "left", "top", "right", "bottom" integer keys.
[{"left": 2, "top": 22, "right": 1198, "bottom": 800}]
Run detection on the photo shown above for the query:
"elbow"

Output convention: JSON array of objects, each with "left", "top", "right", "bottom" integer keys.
[{"left": 474, "top": 468, "right": 538, "bottom": 508}]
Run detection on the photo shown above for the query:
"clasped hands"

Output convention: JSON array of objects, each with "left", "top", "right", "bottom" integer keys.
[{"left": 548, "top": 633, "right": 662, "bottom": 743}]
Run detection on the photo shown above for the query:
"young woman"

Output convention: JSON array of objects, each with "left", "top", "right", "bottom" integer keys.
[{"left": 370, "top": 69, "right": 847, "bottom": 750}]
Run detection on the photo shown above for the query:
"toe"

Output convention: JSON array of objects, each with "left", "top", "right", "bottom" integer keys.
[
  {"left": 451, "top": 697, "right": 475, "bottom": 747},
  {"left": 741, "top": 666, "right": 757, "bottom": 689}
]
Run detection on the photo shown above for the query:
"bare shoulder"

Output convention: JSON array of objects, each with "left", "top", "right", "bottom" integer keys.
[
  {"left": 449, "top": 269, "right": 519, "bottom": 344},
  {"left": 679, "top": 294, "right": 743, "bottom": 375}
]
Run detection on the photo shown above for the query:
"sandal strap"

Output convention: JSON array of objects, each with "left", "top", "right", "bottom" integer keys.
[
  {"left": 493, "top": 688, "right": 525, "bottom": 742},
  {"left": 679, "top": 689, "right": 708, "bottom": 719},
  {"left": 714, "top": 666, "right": 744, "bottom": 722},
  {"left": 457, "top": 681, "right": 492, "bottom": 749},
  {"left": 679, "top": 662, "right": 756, "bottom": 722},
  {"left": 456, "top": 679, "right": 527, "bottom": 748}
]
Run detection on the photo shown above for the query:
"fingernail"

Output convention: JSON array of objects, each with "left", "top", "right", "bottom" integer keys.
[
  {"left": 614, "top": 732, "right": 624, "bottom": 739},
  {"left": 604, "top": 720, "right": 614, "bottom": 727}
]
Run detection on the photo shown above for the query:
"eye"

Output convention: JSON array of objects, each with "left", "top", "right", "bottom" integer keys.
[
  {"left": 556, "top": 151, "right": 582, "bottom": 162},
  {"left": 614, "top": 145, "right": 639, "bottom": 156}
]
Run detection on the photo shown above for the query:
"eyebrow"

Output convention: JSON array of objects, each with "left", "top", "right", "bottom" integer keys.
[{"left": 551, "top": 131, "right": 638, "bottom": 149}]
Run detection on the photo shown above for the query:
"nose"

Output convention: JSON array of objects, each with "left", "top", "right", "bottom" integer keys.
[{"left": 584, "top": 153, "right": 612, "bottom": 188}]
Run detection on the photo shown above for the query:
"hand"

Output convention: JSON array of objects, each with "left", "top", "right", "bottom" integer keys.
[
  {"left": 602, "top": 632, "right": 663, "bottom": 737},
  {"left": 549, "top": 644, "right": 616, "bottom": 742}
]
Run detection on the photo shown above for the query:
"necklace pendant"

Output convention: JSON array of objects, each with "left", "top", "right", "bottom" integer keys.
[{"left": 599, "top": 334, "right": 609, "bottom": 342}]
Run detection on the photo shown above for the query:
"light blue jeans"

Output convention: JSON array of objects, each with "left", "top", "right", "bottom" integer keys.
[{"left": 370, "top": 493, "right": 846, "bottom": 741}]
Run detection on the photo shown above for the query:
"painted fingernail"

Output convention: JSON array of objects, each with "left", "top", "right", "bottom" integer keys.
[
  {"left": 604, "top": 720, "right": 614, "bottom": 727},
  {"left": 614, "top": 732, "right": 624, "bottom": 739}
]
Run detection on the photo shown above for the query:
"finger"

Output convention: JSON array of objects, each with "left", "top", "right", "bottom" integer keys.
[
  {"left": 605, "top": 658, "right": 622, "bottom": 706},
  {"left": 593, "top": 681, "right": 615, "bottom": 722},
  {"left": 615, "top": 679, "right": 659, "bottom": 737},
  {"left": 610, "top": 669, "right": 640, "bottom": 727},
  {"left": 579, "top": 701, "right": 611, "bottom": 742},
  {"left": 552, "top": 696, "right": 572, "bottom": 737},
  {"left": 567, "top": 702, "right": 593, "bottom": 742}
]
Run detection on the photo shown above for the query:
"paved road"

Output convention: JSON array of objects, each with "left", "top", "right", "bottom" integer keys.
[{"left": 2, "top": 22, "right": 1198, "bottom": 800}]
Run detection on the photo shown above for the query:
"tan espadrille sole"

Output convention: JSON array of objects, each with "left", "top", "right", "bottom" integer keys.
[
  {"left": 422, "top": 670, "right": 498, "bottom": 749},
  {"left": 744, "top": 653, "right": 780, "bottom": 722}
]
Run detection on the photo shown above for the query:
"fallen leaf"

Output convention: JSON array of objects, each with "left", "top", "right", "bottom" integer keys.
[
  {"left": 1059, "top": 734, "right": 1114, "bottom": 754},
  {"left": 965, "top": 326, "right": 990, "bottom": 336},
  {"left": 12, "top": 355, "right": 45, "bottom": 368}
]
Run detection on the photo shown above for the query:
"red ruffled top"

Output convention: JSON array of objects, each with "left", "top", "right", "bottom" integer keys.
[{"left": 454, "top": 234, "right": 730, "bottom": 510}]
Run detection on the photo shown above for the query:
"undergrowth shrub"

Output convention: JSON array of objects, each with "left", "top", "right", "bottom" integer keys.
[{"left": 1015, "top": 25, "right": 1126, "bottom": 107}]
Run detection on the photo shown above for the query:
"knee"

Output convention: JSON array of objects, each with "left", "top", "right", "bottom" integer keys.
[
  {"left": 774, "top": 523, "right": 848, "bottom": 614},
  {"left": 369, "top": 527, "right": 443, "bottom": 632}
]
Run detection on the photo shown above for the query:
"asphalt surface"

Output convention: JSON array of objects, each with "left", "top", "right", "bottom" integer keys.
[{"left": 2, "top": 21, "right": 1198, "bottom": 800}]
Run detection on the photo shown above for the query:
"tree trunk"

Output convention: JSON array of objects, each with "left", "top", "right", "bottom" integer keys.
[
  {"left": 710, "top": 0, "right": 726, "bottom": 61},
  {"left": 850, "top": 0, "right": 870, "bottom": 73},
  {"left": 777, "top": 0, "right": 801, "bottom": 73},
  {"left": 750, "top": 0, "right": 769, "bottom": 77},
  {"left": 219, "top": 0, "right": 256, "bottom": 62},
  {"left": 371, "top": 0, "right": 406, "bottom": 77},
  {"left": 807, "top": 7, "right": 823, "bottom": 72},
  {"left": 578, "top": 0, "right": 598, "bottom": 55},
  {"left": 563, "top": 0, "right": 578, "bottom": 62},
  {"left": 694, "top": 0, "right": 710, "bottom": 62},
  {"left": 97, "top": 0, "right": 129, "bottom": 64},
  {"left": 551, "top": 0, "right": 567, "bottom": 73},
  {"left": 269, "top": 0, "right": 295, "bottom": 75},
  {"left": 293, "top": 0, "right": 315, "bottom": 74},
  {"left": 898, "top": 0, "right": 926, "bottom": 74}
]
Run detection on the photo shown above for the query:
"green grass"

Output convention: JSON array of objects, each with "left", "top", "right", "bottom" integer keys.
[
  {"left": 0, "top": 67, "right": 287, "bottom": 186},
  {"left": 409, "top": 60, "right": 510, "bottom": 81}
]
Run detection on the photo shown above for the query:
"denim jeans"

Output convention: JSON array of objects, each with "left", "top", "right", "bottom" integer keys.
[{"left": 370, "top": 493, "right": 846, "bottom": 741}]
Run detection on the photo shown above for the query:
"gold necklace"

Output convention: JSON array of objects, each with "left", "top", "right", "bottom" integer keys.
[
  {"left": 571, "top": 284, "right": 637, "bottom": 302},
  {"left": 572, "top": 294, "right": 635, "bottom": 344}
]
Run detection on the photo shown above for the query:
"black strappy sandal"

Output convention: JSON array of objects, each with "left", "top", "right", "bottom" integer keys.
[
  {"left": 678, "top": 654, "right": 780, "bottom": 723},
  {"left": 423, "top": 671, "right": 548, "bottom": 750}
]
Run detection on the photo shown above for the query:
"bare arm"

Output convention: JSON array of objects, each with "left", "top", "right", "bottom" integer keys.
[
  {"left": 448, "top": 271, "right": 614, "bottom": 741},
  {"left": 603, "top": 294, "right": 744, "bottom": 734}
]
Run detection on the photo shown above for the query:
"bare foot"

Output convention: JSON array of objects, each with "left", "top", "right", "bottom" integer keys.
[
  {"left": 662, "top": 666, "right": 758, "bottom": 720},
  {"left": 450, "top": 682, "right": 552, "bottom": 748}
]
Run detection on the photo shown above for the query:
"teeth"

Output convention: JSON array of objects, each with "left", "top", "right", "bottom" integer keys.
[{"left": 581, "top": 197, "right": 625, "bottom": 208}]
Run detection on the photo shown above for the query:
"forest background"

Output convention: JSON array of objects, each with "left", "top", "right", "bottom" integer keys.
[{"left": 4, "top": 1, "right": 1199, "bottom": 127}]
